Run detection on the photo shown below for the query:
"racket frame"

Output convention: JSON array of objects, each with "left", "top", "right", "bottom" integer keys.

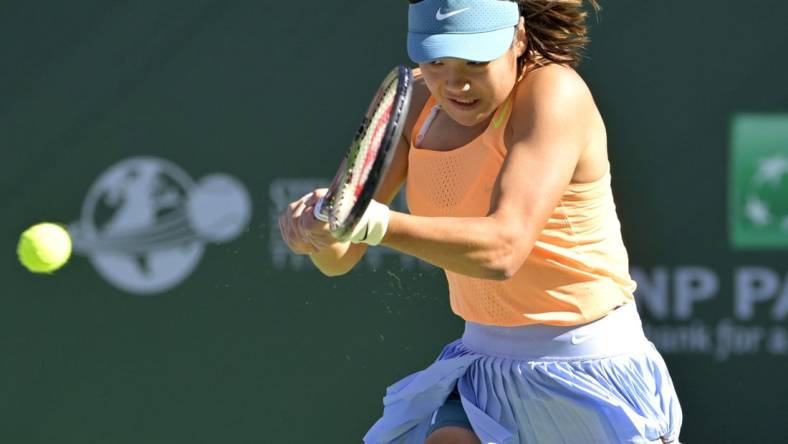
[{"left": 314, "top": 66, "right": 413, "bottom": 240}]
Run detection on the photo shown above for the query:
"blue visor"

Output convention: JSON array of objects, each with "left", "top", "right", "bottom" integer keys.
[{"left": 407, "top": 0, "right": 520, "bottom": 63}]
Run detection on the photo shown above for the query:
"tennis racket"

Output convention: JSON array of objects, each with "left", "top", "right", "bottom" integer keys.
[{"left": 313, "top": 65, "right": 413, "bottom": 239}]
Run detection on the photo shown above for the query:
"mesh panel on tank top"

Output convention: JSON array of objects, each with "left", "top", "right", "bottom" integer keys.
[
  {"left": 451, "top": 275, "right": 510, "bottom": 323},
  {"left": 409, "top": 141, "right": 499, "bottom": 217},
  {"left": 422, "top": 155, "right": 464, "bottom": 214}
]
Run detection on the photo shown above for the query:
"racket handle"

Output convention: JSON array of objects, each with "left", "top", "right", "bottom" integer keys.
[{"left": 313, "top": 197, "right": 329, "bottom": 222}]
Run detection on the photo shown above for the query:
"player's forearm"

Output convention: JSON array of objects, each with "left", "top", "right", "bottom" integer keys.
[
  {"left": 381, "top": 211, "right": 532, "bottom": 280},
  {"left": 309, "top": 241, "right": 367, "bottom": 277}
]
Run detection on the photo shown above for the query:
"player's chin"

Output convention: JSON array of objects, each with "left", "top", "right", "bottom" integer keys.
[
  {"left": 447, "top": 109, "right": 491, "bottom": 127},
  {"left": 444, "top": 101, "right": 490, "bottom": 125}
]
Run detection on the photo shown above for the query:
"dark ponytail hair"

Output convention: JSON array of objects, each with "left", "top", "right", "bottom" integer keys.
[
  {"left": 407, "top": 0, "right": 600, "bottom": 69},
  {"left": 513, "top": 0, "right": 599, "bottom": 69}
]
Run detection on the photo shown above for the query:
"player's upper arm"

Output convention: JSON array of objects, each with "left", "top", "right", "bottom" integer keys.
[{"left": 489, "top": 65, "right": 598, "bottom": 275}]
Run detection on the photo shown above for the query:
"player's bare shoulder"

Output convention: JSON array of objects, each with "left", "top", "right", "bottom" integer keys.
[
  {"left": 510, "top": 64, "right": 608, "bottom": 183},
  {"left": 514, "top": 64, "right": 596, "bottom": 118},
  {"left": 510, "top": 64, "right": 599, "bottom": 137}
]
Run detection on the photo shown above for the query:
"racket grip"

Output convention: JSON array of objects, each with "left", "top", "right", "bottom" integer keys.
[{"left": 313, "top": 197, "right": 329, "bottom": 222}]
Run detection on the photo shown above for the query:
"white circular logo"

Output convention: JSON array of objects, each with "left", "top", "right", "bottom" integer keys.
[
  {"left": 70, "top": 157, "right": 251, "bottom": 295},
  {"left": 744, "top": 154, "right": 788, "bottom": 229}
]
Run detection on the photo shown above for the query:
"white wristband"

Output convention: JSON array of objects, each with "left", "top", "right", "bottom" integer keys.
[{"left": 347, "top": 200, "right": 390, "bottom": 246}]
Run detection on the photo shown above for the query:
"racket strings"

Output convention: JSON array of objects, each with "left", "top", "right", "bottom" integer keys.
[
  {"left": 332, "top": 78, "right": 399, "bottom": 224},
  {"left": 355, "top": 104, "right": 393, "bottom": 196}
]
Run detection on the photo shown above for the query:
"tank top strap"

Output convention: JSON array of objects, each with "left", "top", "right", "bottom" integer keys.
[
  {"left": 490, "top": 93, "right": 514, "bottom": 131},
  {"left": 479, "top": 92, "right": 515, "bottom": 158},
  {"left": 410, "top": 95, "right": 438, "bottom": 147}
]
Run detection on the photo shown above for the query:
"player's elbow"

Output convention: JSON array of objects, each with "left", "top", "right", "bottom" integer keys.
[
  {"left": 482, "top": 230, "right": 531, "bottom": 280},
  {"left": 489, "top": 265, "right": 518, "bottom": 281},
  {"left": 483, "top": 256, "right": 523, "bottom": 281},
  {"left": 316, "top": 264, "right": 351, "bottom": 277},
  {"left": 310, "top": 255, "right": 356, "bottom": 277},
  {"left": 309, "top": 242, "right": 365, "bottom": 277}
]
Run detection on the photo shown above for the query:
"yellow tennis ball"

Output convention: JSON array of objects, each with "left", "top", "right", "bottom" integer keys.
[{"left": 17, "top": 223, "right": 72, "bottom": 273}]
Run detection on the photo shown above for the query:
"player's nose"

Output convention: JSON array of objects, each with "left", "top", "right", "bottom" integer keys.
[{"left": 445, "top": 75, "right": 471, "bottom": 94}]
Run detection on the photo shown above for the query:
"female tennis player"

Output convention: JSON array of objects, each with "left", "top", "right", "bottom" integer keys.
[{"left": 279, "top": 0, "right": 682, "bottom": 442}]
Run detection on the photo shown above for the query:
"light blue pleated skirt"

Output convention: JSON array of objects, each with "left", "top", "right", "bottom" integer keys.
[{"left": 363, "top": 303, "right": 682, "bottom": 444}]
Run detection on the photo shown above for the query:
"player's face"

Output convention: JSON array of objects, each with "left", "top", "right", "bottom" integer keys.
[{"left": 419, "top": 22, "right": 526, "bottom": 127}]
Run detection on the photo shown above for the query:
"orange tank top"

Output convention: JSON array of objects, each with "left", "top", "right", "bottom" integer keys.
[{"left": 406, "top": 95, "right": 636, "bottom": 327}]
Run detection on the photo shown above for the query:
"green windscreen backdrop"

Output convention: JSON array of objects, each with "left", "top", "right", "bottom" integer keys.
[{"left": 2, "top": 1, "right": 787, "bottom": 443}]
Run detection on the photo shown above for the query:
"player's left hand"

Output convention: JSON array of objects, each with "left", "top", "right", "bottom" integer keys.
[
  {"left": 278, "top": 189, "right": 335, "bottom": 254},
  {"left": 300, "top": 189, "right": 337, "bottom": 249}
]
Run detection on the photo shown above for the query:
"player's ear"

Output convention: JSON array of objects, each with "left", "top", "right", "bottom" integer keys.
[{"left": 514, "top": 17, "right": 526, "bottom": 57}]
